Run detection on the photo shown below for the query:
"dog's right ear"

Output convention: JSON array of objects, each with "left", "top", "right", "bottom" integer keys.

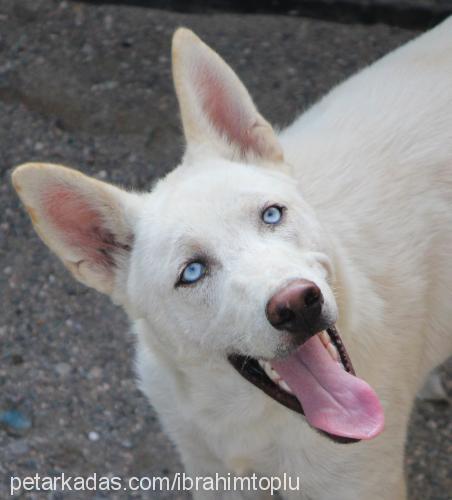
[
  {"left": 12, "top": 163, "right": 142, "bottom": 300},
  {"left": 172, "top": 28, "right": 284, "bottom": 166}
]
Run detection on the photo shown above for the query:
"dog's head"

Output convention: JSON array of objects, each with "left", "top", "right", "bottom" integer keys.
[
  {"left": 129, "top": 157, "right": 337, "bottom": 362},
  {"left": 12, "top": 29, "right": 383, "bottom": 442},
  {"left": 135, "top": 29, "right": 337, "bottom": 363}
]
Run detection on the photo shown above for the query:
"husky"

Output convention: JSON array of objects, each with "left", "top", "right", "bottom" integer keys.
[{"left": 12, "top": 18, "right": 452, "bottom": 500}]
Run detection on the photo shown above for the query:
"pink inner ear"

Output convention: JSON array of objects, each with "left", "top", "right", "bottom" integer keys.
[
  {"left": 196, "top": 63, "right": 262, "bottom": 156},
  {"left": 43, "top": 186, "right": 123, "bottom": 268}
]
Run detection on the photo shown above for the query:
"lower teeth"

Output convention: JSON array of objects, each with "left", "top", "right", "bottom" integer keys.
[
  {"left": 258, "top": 360, "right": 294, "bottom": 395},
  {"left": 278, "top": 379, "right": 293, "bottom": 394},
  {"left": 327, "top": 342, "right": 339, "bottom": 361}
]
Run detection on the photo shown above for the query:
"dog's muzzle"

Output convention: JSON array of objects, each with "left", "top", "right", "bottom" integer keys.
[{"left": 266, "top": 278, "right": 328, "bottom": 342}]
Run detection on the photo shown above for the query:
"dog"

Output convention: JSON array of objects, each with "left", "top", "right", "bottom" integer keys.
[{"left": 12, "top": 18, "right": 452, "bottom": 500}]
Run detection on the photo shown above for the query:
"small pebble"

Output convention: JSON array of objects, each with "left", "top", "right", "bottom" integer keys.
[
  {"left": 88, "top": 431, "right": 99, "bottom": 442},
  {"left": 104, "top": 14, "right": 113, "bottom": 30},
  {"left": 121, "top": 439, "right": 132, "bottom": 449},
  {"left": 55, "top": 362, "right": 71, "bottom": 377},
  {"left": 427, "top": 419, "right": 437, "bottom": 430},
  {"left": 96, "top": 170, "right": 107, "bottom": 179},
  {"left": 0, "top": 409, "right": 32, "bottom": 436},
  {"left": 88, "top": 366, "right": 102, "bottom": 379}
]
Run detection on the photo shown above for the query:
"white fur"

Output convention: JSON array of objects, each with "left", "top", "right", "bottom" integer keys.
[{"left": 12, "top": 19, "right": 452, "bottom": 500}]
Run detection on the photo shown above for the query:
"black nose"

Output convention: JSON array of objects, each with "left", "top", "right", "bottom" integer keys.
[{"left": 266, "top": 279, "right": 324, "bottom": 340}]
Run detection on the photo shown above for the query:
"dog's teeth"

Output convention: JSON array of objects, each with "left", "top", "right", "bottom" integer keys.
[
  {"left": 259, "top": 360, "right": 278, "bottom": 381},
  {"left": 327, "top": 342, "right": 339, "bottom": 361},
  {"left": 258, "top": 360, "right": 294, "bottom": 394},
  {"left": 260, "top": 360, "right": 269, "bottom": 370},
  {"left": 319, "top": 331, "right": 330, "bottom": 346},
  {"left": 278, "top": 379, "right": 293, "bottom": 394}
]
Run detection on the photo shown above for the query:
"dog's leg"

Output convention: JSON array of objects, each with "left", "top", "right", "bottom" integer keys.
[{"left": 417, "top": 366, "right": 448, "bottom": 402}]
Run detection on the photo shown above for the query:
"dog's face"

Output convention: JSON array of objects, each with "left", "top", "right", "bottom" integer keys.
[
  {"left": 13, "top": 29, "right": 384, "bottom": 442},
  {"left": 129, "top": 158, "right": 337, "bottom": 361}
]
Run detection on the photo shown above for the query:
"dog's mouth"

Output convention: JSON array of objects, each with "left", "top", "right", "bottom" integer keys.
[{"left": 228, "top": 326, "right": 384, "bottom": 444}]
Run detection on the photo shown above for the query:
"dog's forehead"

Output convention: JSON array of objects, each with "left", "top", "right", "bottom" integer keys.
[
  {"left": 152, "top": 159, "right": 296, "bottom": 214},
  {"left": 137, "top": 160, "right": 298, "bottom": 257}
]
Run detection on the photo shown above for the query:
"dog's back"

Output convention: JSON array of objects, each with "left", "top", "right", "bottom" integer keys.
[{"left": 280, "top": 17, "right": 452, "bottom": 380}]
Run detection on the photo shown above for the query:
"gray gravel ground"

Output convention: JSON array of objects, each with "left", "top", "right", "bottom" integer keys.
[{"left": 0, "top": 1, "right": 451, "bottom": 499}]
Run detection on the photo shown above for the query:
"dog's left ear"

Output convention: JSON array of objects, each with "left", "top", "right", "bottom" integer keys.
[
  {"left": 172, "top": 28, "right": 284, "bottom": 166},
  {"left": 12, "top": 163, "right": 142, "bottom": 299}
]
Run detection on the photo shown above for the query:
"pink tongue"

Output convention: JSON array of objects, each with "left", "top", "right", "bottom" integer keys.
[{"left": 271, "top": 335, "right": 384, "bottom": 440}]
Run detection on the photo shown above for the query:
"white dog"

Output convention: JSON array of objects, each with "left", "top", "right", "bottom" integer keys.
[{"left": 12, "top": 17, "right": 452, "bottom": 500}]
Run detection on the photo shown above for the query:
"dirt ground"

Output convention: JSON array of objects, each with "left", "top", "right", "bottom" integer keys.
[{"left": 0, "top": 1, "right": 451, "bottom": 498}]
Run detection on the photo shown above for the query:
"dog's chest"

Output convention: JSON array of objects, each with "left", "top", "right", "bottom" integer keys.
[{"left": 140, "top": 350, "right": 283, "bottom": 470}]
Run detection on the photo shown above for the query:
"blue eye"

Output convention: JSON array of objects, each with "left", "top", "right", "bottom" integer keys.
[
  {"left": 262, "top": 205, "right": 284, "bottom": 224},
  {"left": 180, "top": 261, "right": 206, "bottom": 285}
]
